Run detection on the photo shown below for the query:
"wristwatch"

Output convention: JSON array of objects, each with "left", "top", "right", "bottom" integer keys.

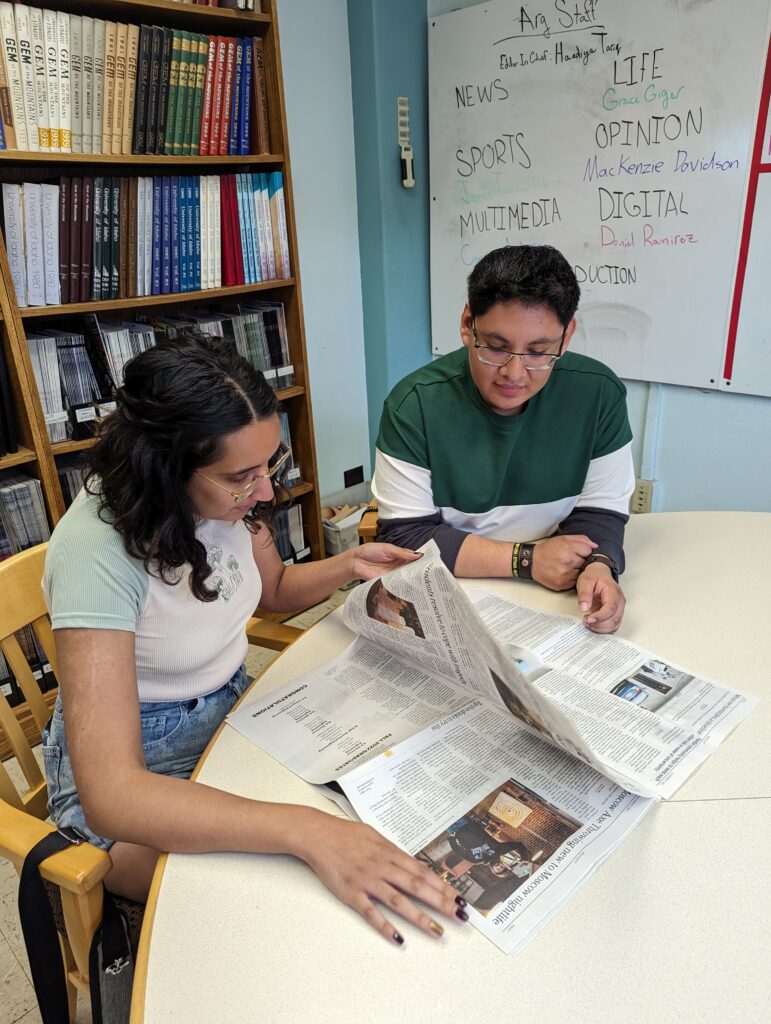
[{"left": 581, "top": 553, "right": 619, "bottom": 583}]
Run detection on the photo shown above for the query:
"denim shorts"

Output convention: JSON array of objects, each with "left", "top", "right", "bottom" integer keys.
[{"left": 42, "top": 664, "right": 251, "bottom": 851}]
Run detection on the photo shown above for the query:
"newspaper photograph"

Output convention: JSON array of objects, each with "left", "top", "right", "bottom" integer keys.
[{"left": 338, "top": 699, "right": 653, "bottom": 955}]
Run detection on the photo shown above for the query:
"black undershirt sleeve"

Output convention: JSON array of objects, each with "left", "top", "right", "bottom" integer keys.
[
  {"left": 376, "top": 513, "right": 468, "bottom": 573},
  {"left": 557, "top": 505, "right": 628, "bottom": 572}
]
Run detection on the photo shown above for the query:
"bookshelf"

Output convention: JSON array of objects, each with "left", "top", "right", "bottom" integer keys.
[{"left": 0, "top": 0, "right": 323, "bottom": 753}]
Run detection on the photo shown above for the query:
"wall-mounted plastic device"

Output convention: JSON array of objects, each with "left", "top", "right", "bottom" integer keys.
[{"left": 397, "top": 96, "right": 415, "bottom": 188}]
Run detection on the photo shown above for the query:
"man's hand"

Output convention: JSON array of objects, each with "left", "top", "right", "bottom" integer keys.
[
  {"left": 531, "top": 535, "right": 597, "bottom": 591},
  {"left": 576, "top": 562, "right": 626, "bottom": 633}
]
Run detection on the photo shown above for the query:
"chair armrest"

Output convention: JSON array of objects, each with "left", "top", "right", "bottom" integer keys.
[
  {"left": 245, "top": 617, "right": 303, "bottom": 652},
  {"left": 358, "top": 505, "right": 379, "bottom": 543},
  {"left": 0, "top": 799, "right": 111, "bottom": 895}
]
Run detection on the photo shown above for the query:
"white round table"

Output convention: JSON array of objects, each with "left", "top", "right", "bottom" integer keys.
[{"left": 132, "top": 512, "right": 771, "bottom": 1023}]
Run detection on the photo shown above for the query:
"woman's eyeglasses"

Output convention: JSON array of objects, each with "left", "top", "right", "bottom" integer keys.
[{"left": 196, "top": 446, "right": 293, "bottom": 504}]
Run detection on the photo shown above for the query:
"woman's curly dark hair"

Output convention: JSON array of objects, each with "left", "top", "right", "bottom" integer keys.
[{"left": 86, "top": 330, "right": 285, "bottom": 602}]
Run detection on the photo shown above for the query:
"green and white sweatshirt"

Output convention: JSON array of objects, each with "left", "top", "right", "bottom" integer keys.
[{"left": 372, "top": 348, "right": 634, "bottom": 572}]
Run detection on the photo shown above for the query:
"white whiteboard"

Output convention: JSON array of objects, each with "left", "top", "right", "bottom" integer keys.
[{"left": 429, "top": 0, "right": 771, "bottom": 396}]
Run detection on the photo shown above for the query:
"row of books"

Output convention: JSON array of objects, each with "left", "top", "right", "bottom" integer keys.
[
  {"left": 2, "top": 171, "right": 290, "bottom": 308},
  {"left": 27, "top": 306, "right": 297, "bottom": 443},
  {"left": 0, "top": 471, "right": 54, "bottom": 708},
  {"left": 274, "top": 505, "right": 310, "bottom": 565},
  {"left": 0, "top": 5, "right": 271, "bottom": 155},
  {"left": 0, "top": 341, "right": 18, "bottom": 456}
]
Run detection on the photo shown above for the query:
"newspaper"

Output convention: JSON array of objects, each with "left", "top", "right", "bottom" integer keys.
[{"left": 228, "top": 543, "right": 756, "bottom": 954}]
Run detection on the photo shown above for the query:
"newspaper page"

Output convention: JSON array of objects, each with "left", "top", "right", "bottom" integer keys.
[
  {"left": 338, "top": 699, "right": 654, "bottom": 955},
  {"left": 468, "top": 590, "right": 759, "bottom": 798}
]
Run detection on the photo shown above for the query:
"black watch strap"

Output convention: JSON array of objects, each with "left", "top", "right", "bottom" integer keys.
[{"left": 582, "top": 553, "right": 619, "bottom": 582}]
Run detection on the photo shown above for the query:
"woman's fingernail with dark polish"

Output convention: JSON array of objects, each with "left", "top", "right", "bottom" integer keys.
[
  {"left": 393, "top": 931, "right": 404, "bottom": 945},
  {"left": 455, "top": 896, "right": 467, "bottom": 907},
  {"left": 456, "top": 908, "right": 469, "bottom": 921}
]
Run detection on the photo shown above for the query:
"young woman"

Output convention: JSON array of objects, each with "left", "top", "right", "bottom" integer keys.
[{"left": 42, "top": 333, "right": 467, "bottom": 946}]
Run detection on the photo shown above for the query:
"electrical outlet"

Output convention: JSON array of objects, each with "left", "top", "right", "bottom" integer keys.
[
  {"left": 631, "top": 479, "right": 655, "bottom": 514},
  {"left": 343, "top": 465, "right": 364, "bottom": 488}
]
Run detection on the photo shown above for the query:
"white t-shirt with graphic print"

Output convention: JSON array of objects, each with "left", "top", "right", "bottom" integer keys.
[{"left": 43, "top": 489, "right": 261, "bottom": 702}]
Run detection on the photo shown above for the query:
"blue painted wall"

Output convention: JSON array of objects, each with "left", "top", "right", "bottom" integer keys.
[
  {"left": 347, "top": 0, "right": 771, "bottom": 512},
  {"left": 347, "top": 0, "right": 434, "bottom": 453}
]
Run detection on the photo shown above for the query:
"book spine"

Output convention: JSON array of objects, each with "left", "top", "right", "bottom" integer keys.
[
  {"left": 135, "top": 175, "right": 144, "bottom": 296},
  {"left": 200, "top": 175, "right": 209, "bottom": 290},
  {"left": 70, "top": 14, "right": 82, "bottom": 153},
  {"left": 1, "top": 3, "right": 28, "bottom": 150},
  {"left": 117, "top": 176, "right": 127, "bottom": 298},
  {"left": 239, "top": 38, "right": 252, "bottom": 155},
  {"left": 0, "top": 23, "right": 15, "bottom": 148},
  {"left": 245, "top": 172, "right": 260, "bottom": 282},
  {"left": 132, "top": 25, "right": 150, "bottom": 154},
  {"left": 180, "top": 33, "right": 199, "bottom": 155},
  {"left": 102, "top": 21, "right": 116, "bottom": 154},
  {"left": 127, "top": 176, "right": 138, "bottom": 298},
  {"left": 15, "top": 6, "right": 40, "bottom": 152},
  {"left": 156, "top": 27, "right": 173, "bottom": 155},
  {"left": 151, "top": 175, "right": 161, "bottom": 295},
  {"left": 190, "top": 35, "right": 207, "bottom": 156},
  {"left": 185, "top": 177, "right": 195, "bottom": 290},
  {"left": 235, "top": 174, "right": 251, "bottom": 283},
  {"left": 40, "top": 183, "right": 60, "bottom": 304},
  {"left": 110, "top": 177, "right": 120, "bottom": 299},
  {"left": 69, "top": 176, "right": 82, "bottom": 303},
  {"left": 112, "top": 22, "right": 127, "bottom": 155},
  {"left": 42, "top": 10, "right": 59, "bottom": 152},
  {"left": 218, "top": 38, "right": 235, "bottom": 156},
  {"left": 209, "top": 36, "right": 226, "bottom": 154},
  {"left": 252, "top": 35, "right": 269, "bottom": 155},
  {"left": 2, "top": 183, "right": 27, "bottom": 303},
  {"left": 172, "top": 31, "right": 190, "bottom": 156},
  {"left": 178, "top": 174, "right": 188, "bottom": 292},
  {"left": 80, "top": 176, "right": 93, "bottom": 302},
  {"left": 193, "top": 176, "right": 201, "bottom": 291},
  {"left": 259, "top": 173, "right": 275, "bottom": 279},
  {"left": 29, "top": 8, "right": 49, "bottom": 150},
  {"left": 161, "top": 176, "right": 171, "bottom": 294},
  {"left": 199, "top": 36, "right": 216, "bottom": 155},
  {"left": 229, "top": 175, "right": 244, "bottom": 284},
  {"left": 122, "top": 23, "right": 138, "bottom": 155},
  {"left": 170, "top": 175, "right": 179, "bottom": 293},
  {"left": 271, "top": 171, "right": 291, "bottom": 279},
  {"left": 219, "top": 175, "right": 233, "bottom": 286},
  {"left": 23, "top": 183, "right": 45, "bottom": 305},
  {"left": 81, "top": 17, "right": 93, "bottom": 154},
  {"left": 250, "top": 173, "right": 266, "bottom": 281},
  {"left": 57, "top": 11, "right": 71, "bottom": 152},
  {"left": 164, "top": 30, "right": 180, "bottom": 155},
  {"left": 100, "top": 176, "right": 111, "bottom": 302},
  {"left": 91, "top": 19, "right": 104, "bottom": 154},
  {"left": 228, "top": 38, "right": 242, "bottom": 157},
  {"left": 213, "top": 176, "right": 221, "bottom": 287},
  {"left": 143, "top": 176, "right": 152, "bottom": 296},
  {"left": 90, "top": 177, "right": 100, "bottom": 300},
  {"left": 58, "top": 177, "right": 69, "bottom": 303}
]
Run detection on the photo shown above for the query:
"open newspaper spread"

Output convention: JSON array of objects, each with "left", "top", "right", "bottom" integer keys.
[{"left": 227, "top": 543, "right": 757, "bottom": 954}]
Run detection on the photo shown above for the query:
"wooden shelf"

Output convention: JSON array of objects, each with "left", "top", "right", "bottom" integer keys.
[
  {"left": 51, "top": 438, "right": 98, "bottom": 456},
  {"left": 0, "top": 151, "right": 284, "bottom": 166},
  {"left": 47, "top": 0, "right": 271, "bottom": 35},
  {"left": 19, "top": 279, "right": 296, "bottom": 318},
  {"left": 0, "top": 445, "right": 37, "bottom": 470},
  {"left": 289, "top": 482, "right": 314, "bottom": 500}
]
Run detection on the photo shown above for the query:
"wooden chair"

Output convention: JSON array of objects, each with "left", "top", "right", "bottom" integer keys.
[
  {"left": 0, "top": 542, "right": 302, "bottom": 1021},
  {"left": 357, "top": 502, "right": 379, "bottom": 544}
]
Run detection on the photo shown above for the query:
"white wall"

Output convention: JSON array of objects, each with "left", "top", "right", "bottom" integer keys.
[{"left": 277, "top": 0, "right": 370, "bottom": 503}]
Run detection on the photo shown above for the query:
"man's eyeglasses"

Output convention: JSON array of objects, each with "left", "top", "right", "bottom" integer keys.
[
  {"left": 472, "top": 321, "right": 565, "bottom": 371},
  {"left": 196, "top": 446, "right": 293, "bottom": 504}
]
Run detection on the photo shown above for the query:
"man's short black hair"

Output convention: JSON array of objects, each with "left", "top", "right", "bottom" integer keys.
[{"left": 467, "top": 245, "right": 580, "bottom": 327}]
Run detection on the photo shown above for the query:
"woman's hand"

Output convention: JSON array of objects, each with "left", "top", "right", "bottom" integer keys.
[
  {"left": 348, "top": 543, "right": 423, "bottom": 581},
  {"left": 298, "top": 812, "right": 468, "bottom": 945}
]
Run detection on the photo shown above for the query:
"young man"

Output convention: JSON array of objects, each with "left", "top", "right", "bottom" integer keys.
[{"left": 371, "top": 244, "right": 635, "bottom": 634}]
